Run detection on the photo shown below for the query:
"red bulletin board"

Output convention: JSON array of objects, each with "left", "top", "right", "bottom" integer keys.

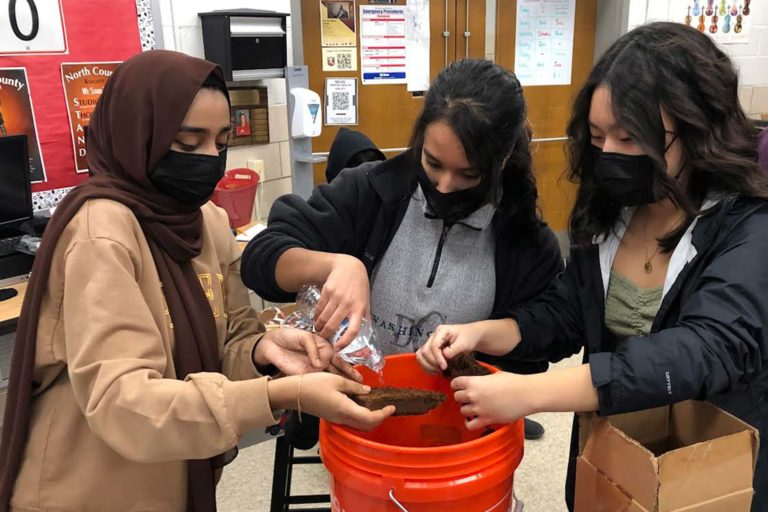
[{"left": 0, "top": 0, "right": 143, "bottom": 192}]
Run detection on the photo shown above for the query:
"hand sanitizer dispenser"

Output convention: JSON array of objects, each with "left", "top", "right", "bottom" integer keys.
[{"left": 290, "top": 87, "right": 322, "bottom": 138}]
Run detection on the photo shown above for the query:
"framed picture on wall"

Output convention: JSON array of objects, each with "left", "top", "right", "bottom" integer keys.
[
  {"left": 234, "top": 109, "right": 251, "bottom": 137},
  {"left": 228, "top": 85, "right": 269, "bottom": 147}
]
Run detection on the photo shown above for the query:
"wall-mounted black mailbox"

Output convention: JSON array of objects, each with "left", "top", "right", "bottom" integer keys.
[{"left": 199, "top": 9, "right": 289, "bottom": 81}]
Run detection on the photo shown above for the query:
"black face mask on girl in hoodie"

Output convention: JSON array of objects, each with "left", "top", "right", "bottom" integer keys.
[{"left": 415, "top": 164, "right": 488, "bottom": 224}]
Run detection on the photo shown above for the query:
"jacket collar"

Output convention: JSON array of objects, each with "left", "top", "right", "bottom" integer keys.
[
  {"left": 414, "top": 185, "right": 496, "bottom": 230},
  {"left": 366, "top": 151, "right": 418, "bottom": 206},
  {"left": 368, "top": 151, "right": 497, "bottom": 230},
  {"left": 595, "top": 197, "right": 748, "bottom": 298}
]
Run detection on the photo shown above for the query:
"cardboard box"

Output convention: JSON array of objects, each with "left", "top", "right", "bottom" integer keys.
[
  {"left": 257, "top": 303, "right": 298, "bottom": 330},
  {"left": 575, "top": 400, "right": 759, "bottom": 512}
]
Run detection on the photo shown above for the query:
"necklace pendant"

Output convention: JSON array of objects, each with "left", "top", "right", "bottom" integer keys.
[{"left": 644, "top": 260, "right": 653, "bottom": 274}]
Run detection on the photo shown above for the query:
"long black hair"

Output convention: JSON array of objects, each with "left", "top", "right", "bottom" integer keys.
[
  {"left": 568, "top": 22, "right": 767, "bottom": 249},
  {"left": 409, "top": 59, "right": 540, "bottom": 234}
]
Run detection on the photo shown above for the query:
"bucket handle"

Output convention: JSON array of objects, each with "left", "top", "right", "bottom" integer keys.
[
  {"left": 388, "top": 488, "right": 524, "bottom": 512},
  {"left": 388, "top": 489, "right": 408, "bottom": 512}
]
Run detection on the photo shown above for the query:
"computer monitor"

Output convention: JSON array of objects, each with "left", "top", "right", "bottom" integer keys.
[{"left": 0, "top": 135, "right": 33, "bottom": 232}]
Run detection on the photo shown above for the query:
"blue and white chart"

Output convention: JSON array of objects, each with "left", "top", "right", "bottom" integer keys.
[{"left": 514, "top": 0, "right": 576, "bottom": 87}]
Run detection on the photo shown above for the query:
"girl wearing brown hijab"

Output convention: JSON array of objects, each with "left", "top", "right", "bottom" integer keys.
[{"left": 0, "top": 51, "right": 392, "bottom": 512}]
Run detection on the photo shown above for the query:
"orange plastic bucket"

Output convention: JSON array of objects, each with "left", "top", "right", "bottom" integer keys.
[
  {"left": 320, "top": 354, "right": 524, "bottom": 512},
  {"left": 211, "top": 168, "right": 260, "bottom": 228}
]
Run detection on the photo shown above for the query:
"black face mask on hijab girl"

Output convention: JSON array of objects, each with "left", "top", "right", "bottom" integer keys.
[
  {"left": 593, "top": 133, "right": 680, "bottom": 206},
  {"left": 148, "top": 150, "right": 226, "bottom": 207}
]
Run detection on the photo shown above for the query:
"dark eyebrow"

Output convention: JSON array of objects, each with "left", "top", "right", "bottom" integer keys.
[
  {"left": 178, "top": 125, "right": 232, "bottom": 135},
  {"left": 589, "top": 120, "right": 621, "bottom": 131},
  {"left": 178, "top": 126, "right": 208, "bottom": 134},
  {"left": 424, "top": 147, "right": 475, "bottom": 173},
  {"left": 423, "top": 148, "right": 440, "bottom": 162}
]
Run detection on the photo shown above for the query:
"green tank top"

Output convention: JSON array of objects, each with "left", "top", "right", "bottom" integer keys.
[{"left": 604, "top": 270, "right": 663, "bottom": 341}]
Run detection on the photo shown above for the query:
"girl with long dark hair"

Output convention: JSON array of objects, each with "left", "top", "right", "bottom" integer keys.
[
  {"left": 417, "top": 22, "right": 768, "bottom": 511},
  {"left": 242, "top": 59, "right": 563, "bottom": 440}
]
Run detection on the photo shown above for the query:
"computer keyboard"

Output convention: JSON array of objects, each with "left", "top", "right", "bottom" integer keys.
[{"left": 0, "top": 235, "right": 23, "bottom": 257}]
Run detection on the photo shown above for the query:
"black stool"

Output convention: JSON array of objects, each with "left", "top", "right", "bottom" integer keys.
[{"left": 269, "top": 435, "right": 330, "bottom": 512}]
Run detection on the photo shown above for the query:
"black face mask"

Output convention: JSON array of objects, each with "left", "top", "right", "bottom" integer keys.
[
  {"left": 415, "top": 164, "right": 487, "bottom": 224},
  {"left": 592, "top": 134, "right": 679, "bottom": 207},
  {"left": 148, "top": 150, "right": 225, "bottom": 207}
]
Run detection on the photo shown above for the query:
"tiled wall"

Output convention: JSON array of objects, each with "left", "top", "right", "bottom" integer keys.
[
  {"left": 227, "top": 103, "right": 294, "bottom": 222},
  {"left": 629, "top": 1, "right": 768, "bottom": 118},
  {"left": 154, "top": 0, "right": 295, "bottom": 222}
]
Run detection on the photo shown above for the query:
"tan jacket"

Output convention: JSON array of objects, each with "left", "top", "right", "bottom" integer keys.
[{"left": 11, "top": 200, "right": 279, "bottom": 512}]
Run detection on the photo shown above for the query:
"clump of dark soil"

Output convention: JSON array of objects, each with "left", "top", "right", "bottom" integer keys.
[
  {"left": 443, "top": 353, "right": 491, "bottom": 379},
  {"left": 352, "top": 387, "right": 446, "bottom": 416}
]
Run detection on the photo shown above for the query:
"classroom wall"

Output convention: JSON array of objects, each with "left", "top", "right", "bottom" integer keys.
[
  {"left": 627, "top": 0, "right": 768, "bottom": 117},
  {"left": 152, "top": 0, "right": 297, "bottom": 221}
]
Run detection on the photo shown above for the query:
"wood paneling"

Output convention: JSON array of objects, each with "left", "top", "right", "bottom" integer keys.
[
  {"left": 532, "top": 140, "right": 577, "bottom": 232},
  {"left": 496, "top": 0, "right": 597, "bottom": 231},
  {"left": 302, "top": 0, "right": 597, "bottom": 232},
  {"left": 455, "top": 0, "right": 486, "bottom": 61},
  {"left": 302, "top": 0, "right": 487, "bottom": 184}
]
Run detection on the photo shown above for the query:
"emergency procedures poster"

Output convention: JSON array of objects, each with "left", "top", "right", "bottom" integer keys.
[
  {"left": 360, "top": 5, "right": 407, "bottom": 85},
  {"left": 0, "top": 67, "right": 46, "bottom": 182},
  {"left": 61, "top": 62, "right": 120, "bottom": 173}
]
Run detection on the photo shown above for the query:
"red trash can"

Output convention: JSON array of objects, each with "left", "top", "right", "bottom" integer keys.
[{"left": 211, "top": 168, "right": 260, "bottom": 228}]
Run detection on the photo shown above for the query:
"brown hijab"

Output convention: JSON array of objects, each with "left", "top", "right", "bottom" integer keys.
[{"left": 0, "top": 50, "right": 230, "bottom": 512}]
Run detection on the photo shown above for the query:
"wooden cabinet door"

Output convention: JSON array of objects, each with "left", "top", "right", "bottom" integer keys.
[
  {"left": 455, "top": 0, "right": 486, "bottom": 61},
  {"left": 496, "top": 0, "right": 598, "bottom": 232},
  {"left": 301, "top": 0, "right": 487, "bottom": 184}
]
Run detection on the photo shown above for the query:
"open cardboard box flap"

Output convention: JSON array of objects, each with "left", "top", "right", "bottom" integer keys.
[
  {"left": 577, "top": 400, "right": 759, "bottom": 511},
  {"left": 258, "top": 303, "right": 298, "bottom": 328},
  {"left": 575, "top": 457, "right": 647, "bottom": 512}
]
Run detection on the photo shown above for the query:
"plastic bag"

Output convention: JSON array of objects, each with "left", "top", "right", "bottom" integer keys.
[{"left": 286, "top": 285, "right": 385, "bottom": 372}]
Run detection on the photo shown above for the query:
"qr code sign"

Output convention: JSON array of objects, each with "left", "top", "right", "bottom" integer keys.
[
  {"left": 337, "top": 53, "right": 352, "bottom": 70},
  {"left": 331, "top": 92, "right": 350, "bottom": 111}
]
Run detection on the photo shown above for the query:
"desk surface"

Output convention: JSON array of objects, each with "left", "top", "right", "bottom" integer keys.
[
  {"left": 0, "top": 282, "right": 26, "bottom": 325},
  {"left": 0, "top": 222, "right": 257, "bottom": 326}
]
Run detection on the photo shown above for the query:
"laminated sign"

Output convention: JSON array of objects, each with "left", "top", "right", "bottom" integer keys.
[{"left": 0, "top": 0, "right": 68, "bottom": 55}]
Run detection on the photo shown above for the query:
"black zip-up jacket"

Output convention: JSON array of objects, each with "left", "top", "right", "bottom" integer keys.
[
  {"left": 511, "top": 196, "right": 768, "bottom": 511},
  {"left": 242, "top": 152, "right": 564, "bottom": 374}
]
